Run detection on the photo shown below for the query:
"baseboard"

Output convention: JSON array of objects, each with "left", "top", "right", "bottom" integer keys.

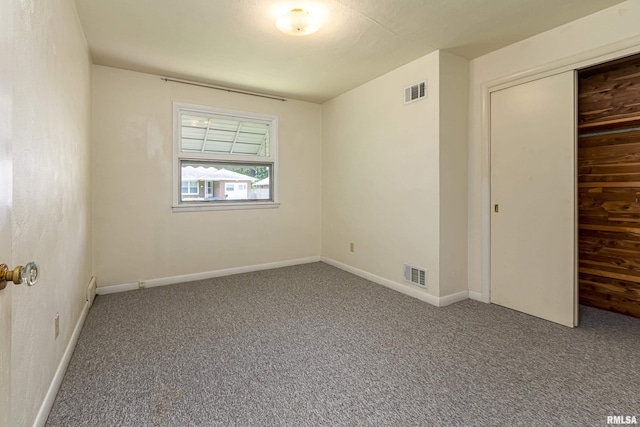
[
  {"left": 321, "top": 257, "right": 477, "bottom": 308},
  {"left": 33, "top": 290, "right": 92, "bottom": 427},
  {"left": 96, "top": 256, "right": 322, "bottom": 295},
  {"left": 95, "top": 281, "right": 138, "bottom": 295},
  {"left": 468, "top": 290, "right": 484, "bottom": 302},
  {"left": 438, "top": 290, "right": 471, "bottom": 307},
  {"left": 321, "top": 257, "right": 442, "bottom": 306}
]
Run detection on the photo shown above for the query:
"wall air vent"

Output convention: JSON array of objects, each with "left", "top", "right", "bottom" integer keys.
[
  {"left": 404, "top": 264, "right": 427, "bottom": 288},
  {"left": 404, "top": 80, "right": 427, "bottom": 104}
]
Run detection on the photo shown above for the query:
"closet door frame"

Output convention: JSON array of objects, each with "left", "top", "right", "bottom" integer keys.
[{"left": 478, "top": 39, "right": 640, "bottom": 311}]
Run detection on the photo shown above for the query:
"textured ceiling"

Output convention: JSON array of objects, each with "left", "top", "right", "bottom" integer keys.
[{"left": 74, "top": 0, "right": 625, "bottom": 103}]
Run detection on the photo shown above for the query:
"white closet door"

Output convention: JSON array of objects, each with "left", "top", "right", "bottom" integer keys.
[{"left": 490, "top": 71, "right": 576, "bottom": 327}]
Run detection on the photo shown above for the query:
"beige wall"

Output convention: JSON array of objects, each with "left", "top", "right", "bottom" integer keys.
[
  {"left": 468, "top": 0, "right": 640, "bottom": 298},
  {"left": 11, "top": 0, "right": 93, "bottom": 425},
  {"left": 322, "top": 50, "right": 468, "bottom": 299},
  {"left": 439, "top": 52, "right": 469, "bottom": 297},
  {"left": 92, "top": 66, "right": 322, "bottom": 286}
]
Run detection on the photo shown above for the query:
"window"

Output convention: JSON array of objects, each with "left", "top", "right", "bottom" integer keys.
[
  {"left": 181, "top": 181, "right": 199, "bottom": 195},
  {"left": 173, "top": 103, "right": 278, "bottom": 211}
]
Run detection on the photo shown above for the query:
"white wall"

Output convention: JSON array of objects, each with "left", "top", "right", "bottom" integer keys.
[
  {"left": 439, "top": 52, "right": 469, "bottom": 297},
  {"left": 322, "top": 50, "right": 468, "bottom": 300},
  {"left": 468, "top": 0, "right": 640, "bottom": 298},
  {"left": 92, "top": 66, "right": 322, "bottom": 287},
  {"left": 11, "top": 0, "right": 93, "bottom": 425}
]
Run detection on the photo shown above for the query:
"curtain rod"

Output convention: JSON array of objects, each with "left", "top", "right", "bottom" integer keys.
[{"left": 161, "top": 77, "right": 287, "bottom": 102}]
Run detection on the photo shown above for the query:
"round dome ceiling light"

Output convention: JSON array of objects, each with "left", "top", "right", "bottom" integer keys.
[{"left": 275, "top": 8, "right": 321, "bottom": 36}]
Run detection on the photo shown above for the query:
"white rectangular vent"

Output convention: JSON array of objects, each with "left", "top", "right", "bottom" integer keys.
[
  {"left": 404, "top": 264, "right": 427, "bottom": 288},
  {"left": 404, "top": 81, "right": 427, "bottom": 104}
]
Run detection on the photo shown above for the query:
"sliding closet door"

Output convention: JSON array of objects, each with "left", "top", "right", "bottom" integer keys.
[{"left": 490, "top": 71, "right": 576, "bottom": 327}]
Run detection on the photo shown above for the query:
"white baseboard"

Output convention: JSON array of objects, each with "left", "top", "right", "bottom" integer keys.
[
  {"left": 468, "top": 290, "right": 485, "bottom": 302},
  {"left": 321, "top": 257, "right": 476, "bottom": 308},
  {"left": 95, "top": 256, "right": 478, "bottom": 306},
  {"left": 96, "top": 256, "right": 322, "bottom": 295},
  {"left": 95, "top": 281, "right": 138, "bottom": 295},
  {"left": 438, "top": 290, "right": 471, "bottom": 307},
  {"left": 321, "top": 257, "right": 438, "bottom": 306},
  {"left": 33, "top": 283, "right": 93, "bottom": 427}
]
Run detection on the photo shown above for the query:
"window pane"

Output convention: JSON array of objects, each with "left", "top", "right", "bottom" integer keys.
[
  {"left": 181, "top": 113, "right": 270, "bottom": 157},
  {"left": 180, "top": 161, "right": 272, "bottom": 202},
  {"left": 181, "top": 181, "right": 199, "bottom": 198}
]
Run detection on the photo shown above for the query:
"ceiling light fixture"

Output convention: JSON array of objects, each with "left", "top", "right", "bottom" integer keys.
[{"left": 275, "top": 8, "right": 321, "bottom": 36}]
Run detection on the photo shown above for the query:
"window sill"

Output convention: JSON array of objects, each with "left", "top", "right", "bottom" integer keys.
[{"left": 172, "top": 201, "right": 280, "bottom": 212}]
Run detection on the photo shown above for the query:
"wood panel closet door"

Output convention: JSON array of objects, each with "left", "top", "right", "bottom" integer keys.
[
  {"left": 578, "top": 54, "right": 640, "bottom": 318},
  {"left": 491, "top": 71, "right": 576, "bottom": 328},
  {"left": 578, "top": 130, "right": 640, "bottom": 317}
]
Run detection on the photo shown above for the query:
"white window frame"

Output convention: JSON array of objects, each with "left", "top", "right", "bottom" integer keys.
[
  {"left": 172, "top": 102, "right": 279, "bottom": 212},
  {"left": 181, "top": 180, "right": 199, "bottom": 195}
]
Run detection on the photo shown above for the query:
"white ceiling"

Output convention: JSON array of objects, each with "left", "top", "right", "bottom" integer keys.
[{"left": 74, "top": 0, "right": 625, "bottom": 103}]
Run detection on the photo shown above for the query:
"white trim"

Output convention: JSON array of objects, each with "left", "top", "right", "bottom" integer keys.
[
  {"left": 484, "top": 35, "right": 640, "bottom": 94},
  {"left": 172, "top": 201, "right": 280, "bottom": 212},
  {"left": 468, "top": 291, "right": 483, "bottom": 302},
  {"left": 438, "top": 291, "right": 471, "bottom": 307},
  {"left": 86, "top": 276, "right": 97, "bottom": 305},
  {"left": 173, "top": 102, "right": 279, "bottom": 210},
  {"left": 480, "top": 36, "right": 640, "bottom": 303},
  {"left": 321, "top": 257, "right": 470, "bottom": 307},
  {"left": 33, "top": 294, "right": 92, "bottom": 427},
  {"left": 322, "top": 257, "right": 439, "bottom": 306},
  {"left": 96, "top": 256, "right": 321, "bottom": 295},
  {"left": 96, "top": 281, "right": 139, "bottom": 295}
]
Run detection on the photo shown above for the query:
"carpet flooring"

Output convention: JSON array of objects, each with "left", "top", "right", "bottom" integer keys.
[{"left": 46, "top": 262, "right": 640, "bottom": 426}]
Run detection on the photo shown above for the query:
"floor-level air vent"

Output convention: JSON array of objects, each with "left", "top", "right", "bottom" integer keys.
[
  {"left": 404, "top": 264, "right": 427, "bottom": 288},
  {"left": 404, "top": 80, "right": 427, "bottom": 104}
]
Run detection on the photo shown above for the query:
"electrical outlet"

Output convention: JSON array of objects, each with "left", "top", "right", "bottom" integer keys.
[
  {"left": 350, "top": 242, "right": 355, "bottom": 252},
  {"left": 138, "top": 280, "right": 146, "bottom": 289},
  {"left": 54, "top": 313, "right": 59, "bottom": 339}
]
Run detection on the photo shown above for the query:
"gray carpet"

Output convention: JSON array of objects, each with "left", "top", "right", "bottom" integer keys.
[{"left": 46, "top": 262, "right": 640, "bottom": 426}]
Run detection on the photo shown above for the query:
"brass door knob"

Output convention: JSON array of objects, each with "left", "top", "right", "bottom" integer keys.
[{"left": 0, "top": 262, "right": 39, "bottom": 290}]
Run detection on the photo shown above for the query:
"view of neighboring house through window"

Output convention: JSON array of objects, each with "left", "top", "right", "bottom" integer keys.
[
  {"left": 180, "top": 162, "right": 271, "bottom": 201},
  {"left": 173, "top": 103, "right": 278, "bottom": 210}
]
